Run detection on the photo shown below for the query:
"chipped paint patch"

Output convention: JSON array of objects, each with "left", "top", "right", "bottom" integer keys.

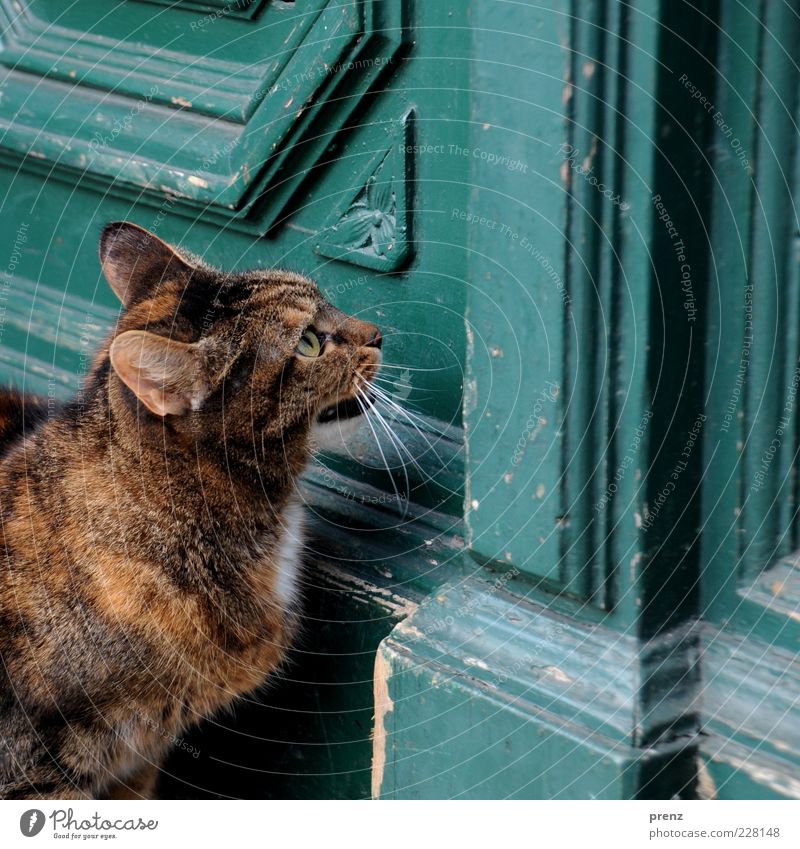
[
  {"left": 171, "top": 96, "right": 192, "bottom": 108},
  {"left": 695, "top": 759, "right": 717, "bottom": 800},
  {"left": 187, "top": 175, "right": 209, "bottom": 189},
  {"left": 770, "top": 580, "right": 786, "bottom": 597},
  {"left": 319, "top": 564, "right": 418, "bottom": 618},
  {"left": 719, "top": 749, "right": 800, "bottom": 798},
  {"left": 463, "top": 656, "right": 490, "bottom": 670},
  {"left": 371, "top": 648, "right": 394, "bottom": 799},
  {"left": 394, "top": 619, "right": 426, "bottom": 641},
  {"left": 543, "top": 665, "right": 571, "bottom": 683}
]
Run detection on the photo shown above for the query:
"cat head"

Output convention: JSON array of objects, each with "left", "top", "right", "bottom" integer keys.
[{"left": 99, "top": 222, "right": 381, "bottom": 457}]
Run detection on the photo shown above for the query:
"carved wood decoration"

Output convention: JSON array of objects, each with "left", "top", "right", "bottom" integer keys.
[{"left": 316, "top": 111, "right": 413, "bottom": 271}]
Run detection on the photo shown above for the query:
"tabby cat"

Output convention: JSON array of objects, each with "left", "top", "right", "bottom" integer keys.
[{"left": 0, "top": 222, "right": 381, "bottom": 799}]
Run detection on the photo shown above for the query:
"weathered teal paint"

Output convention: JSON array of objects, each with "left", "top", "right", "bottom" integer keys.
[{"left": 0, "top": 0, "right": 797, "bottom": 799}]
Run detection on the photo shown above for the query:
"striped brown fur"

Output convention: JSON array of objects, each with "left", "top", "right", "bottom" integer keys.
[{"left": 0, "top": 223, "right": 381, "bottom": 799}]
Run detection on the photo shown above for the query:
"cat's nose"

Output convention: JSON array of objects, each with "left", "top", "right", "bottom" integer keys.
[{"left": 365, "top": 329, "right": 382, "bottom": 349}]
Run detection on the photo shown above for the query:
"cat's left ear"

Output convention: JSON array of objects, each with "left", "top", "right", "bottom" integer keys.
[
  {"left": 110, "top": 330, "right": 212, "bottom": 417},
  {"left": 99, "top": 222, "right": 192, "bottom": 307}
]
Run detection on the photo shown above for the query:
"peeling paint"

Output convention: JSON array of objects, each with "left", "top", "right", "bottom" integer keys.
[
  {"left": 696, "top": 760, "right": 717, "bottom": 800},
  {"left": 581, "top": 137, "right": 598, "bottom": 173},
  {"left": 319, "top": 565, "right": 418, "bottom": 618},
  {"left": 719, "top": 750, "right": 800, "bottom": 797},
  {"left": 187, "top": 175, "right": 209, "bottom": 189},
  {"left": 543, "top": 666, "right": 570, "bottom": 683},
  {"left": 464, "top": 377, "right": 478, "bottom": 416},
  {"left": 371, "top": 649, "right": 394, "bottom": 799},
  {"left": 464, "top": 656, "right": 490, "bottom": 671},
  {"left": 171, "top": 96, "right": 192, "bottom": 108},
  {"left": 395, "top": 619, "right": 426, "bottom": 641}
]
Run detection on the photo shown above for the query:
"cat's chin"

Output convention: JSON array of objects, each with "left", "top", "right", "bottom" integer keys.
[
  {"left": 315, "top": 395, "right": 364, "bottom": 425},
  {"left": 310, "top": 415, "right": 365, "bottom": 454},
  {"left": 310, "top": 393, "right": 371, "bottom": 454}
]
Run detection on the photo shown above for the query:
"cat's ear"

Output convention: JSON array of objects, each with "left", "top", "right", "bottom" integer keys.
[
  {"left": 99, "top": 222, "right": 191, "bottom": 307},
  {"left": 110, "top": 330, "right": 211, "bottom": 417}
]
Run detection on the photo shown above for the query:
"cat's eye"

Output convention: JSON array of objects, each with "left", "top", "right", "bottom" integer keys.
[{"left": 296, "top": 328, "right": 323, "bottom": 358}]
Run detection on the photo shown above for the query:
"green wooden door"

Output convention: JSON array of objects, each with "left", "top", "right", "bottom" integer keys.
[{"left": 0, "top": 0, "right": 797, "bottom": 800}]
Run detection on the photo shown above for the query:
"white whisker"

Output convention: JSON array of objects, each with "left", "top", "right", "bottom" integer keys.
[{"left": 355, "top": 388, "right": 408, "bottom": 516}]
